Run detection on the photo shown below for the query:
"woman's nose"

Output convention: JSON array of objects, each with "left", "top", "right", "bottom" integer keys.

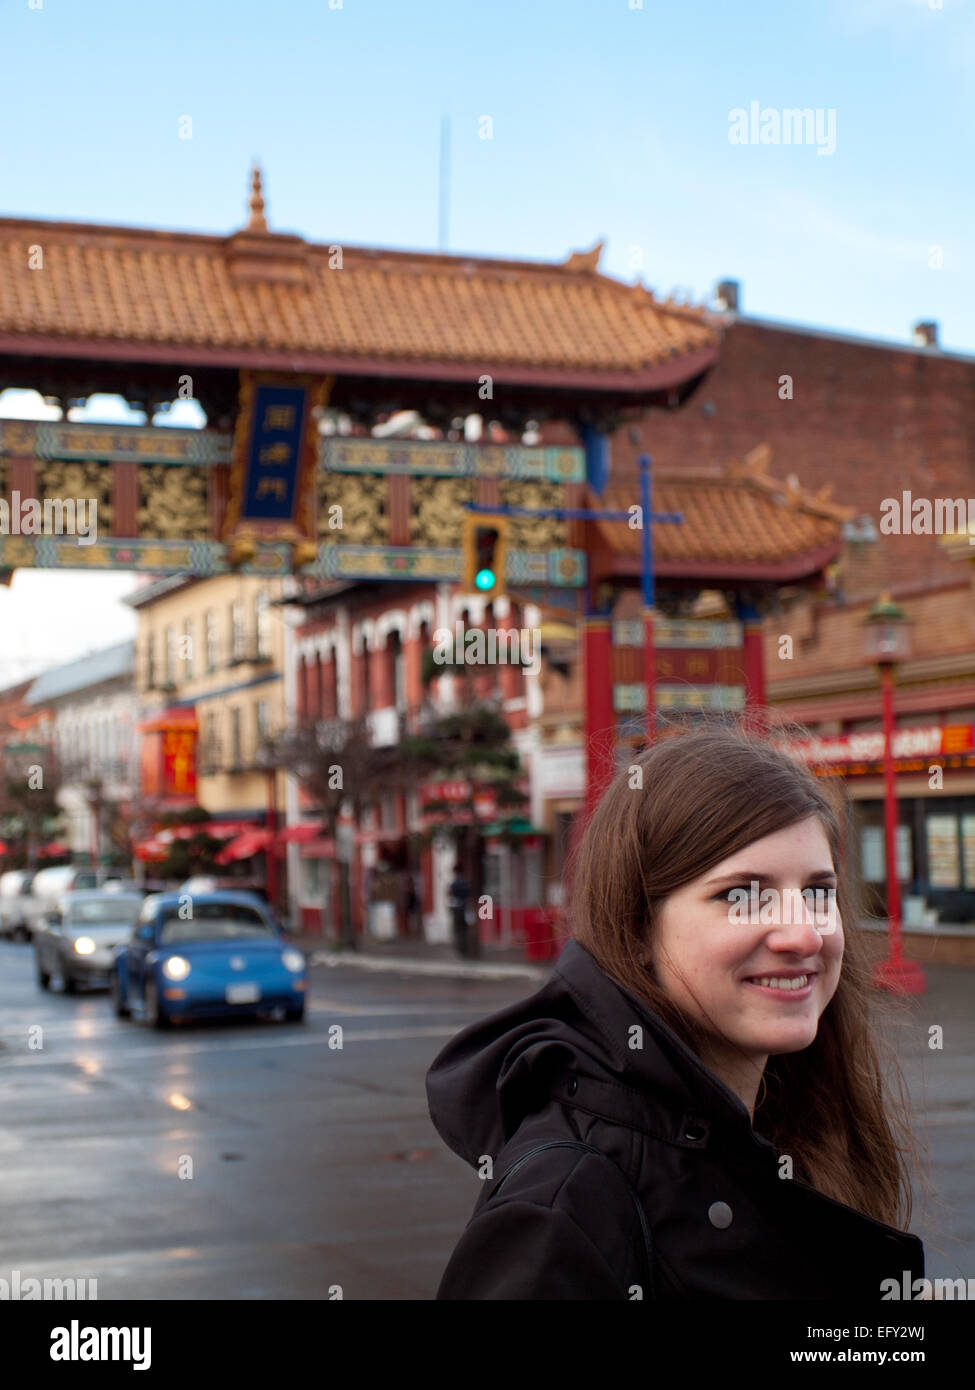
[{"left": 764, "top": 888, "right": 832, "bottom": 950}]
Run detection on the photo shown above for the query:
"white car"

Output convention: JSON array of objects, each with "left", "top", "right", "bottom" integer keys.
[{"left": 0, "top": 870, "right": 36, "bottom": 941}]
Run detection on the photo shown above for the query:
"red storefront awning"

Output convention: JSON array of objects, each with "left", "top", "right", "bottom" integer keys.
[
  {"left": 215, "top": 828, "right": 274, "bottom": 864},
  {"left": 134, "top": 838, "right": 169, "bottom": 862},
  {"left": 155, "top": 820, "right": 257, "bottom": 843}
]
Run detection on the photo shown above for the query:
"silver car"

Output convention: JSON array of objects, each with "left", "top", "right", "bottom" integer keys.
[{"left": 34, "top": 889, "right": 145, "bottom": 993}]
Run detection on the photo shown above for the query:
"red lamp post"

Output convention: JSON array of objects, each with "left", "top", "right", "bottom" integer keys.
[{"left": 861, "top": 594, "right": 926, "bottom": 994}]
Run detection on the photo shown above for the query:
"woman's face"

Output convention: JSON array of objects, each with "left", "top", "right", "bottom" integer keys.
[{"left": 648, "top": 815, "right": 844, "bottom": 1091}]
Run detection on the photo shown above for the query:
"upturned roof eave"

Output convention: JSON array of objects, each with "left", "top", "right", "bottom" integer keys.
[{"left": 606, "top": 539, "right": 845, "bottom": 584}]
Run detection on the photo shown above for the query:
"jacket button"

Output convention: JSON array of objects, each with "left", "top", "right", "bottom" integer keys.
[
  {"left": 683, "top": 1122, "right": 707, "bottom": 1142},
  {"left": 708, "top": 1201, "right": 733, "bottom": 1229},
  {"left": 567, "top": 1077, "right": 578, "bottom": 1096}
]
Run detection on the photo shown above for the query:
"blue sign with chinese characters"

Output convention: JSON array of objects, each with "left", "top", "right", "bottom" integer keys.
[{"left": 240, "top": 383, "right": 309, "bottom": 522}]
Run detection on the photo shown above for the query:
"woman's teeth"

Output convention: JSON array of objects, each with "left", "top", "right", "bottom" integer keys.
[{"left": 748, "top": 975, "right": 809, "bottom": 990}]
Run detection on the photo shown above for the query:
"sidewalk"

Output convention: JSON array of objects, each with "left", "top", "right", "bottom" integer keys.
[{"left": 285, "top": 928, "right": 554, "bottom": 979}]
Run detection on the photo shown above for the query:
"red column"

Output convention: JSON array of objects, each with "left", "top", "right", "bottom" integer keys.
[
  {"left": 404, "top": 633, "right": 423, "bottom": 713},
  {"left": 880, "top": 663, "right": 901, "bottom": 938},
  {"left": 584, "top": 616, "right": 615, "bottom": 818},
  {"left": 350, "top": 645, "right": 364, "bottom": 717},
  {"left": 371, "top": 635, "right": 392, "bottom": 708},
  {"left": 872, "top": 662, "right": 925, "bottom": 995}
]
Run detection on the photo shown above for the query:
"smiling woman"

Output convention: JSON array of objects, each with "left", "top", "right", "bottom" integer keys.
[{"left": 427, "top": 720, "right": 927, "bottom": 1300}]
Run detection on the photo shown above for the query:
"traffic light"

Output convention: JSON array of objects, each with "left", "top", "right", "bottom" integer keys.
[{"left": 461, "top": 514, "right": 508, "bottom": 597}]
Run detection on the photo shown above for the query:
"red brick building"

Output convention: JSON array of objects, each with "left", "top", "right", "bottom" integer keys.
[{"left": 557, "top": 296, "right": 975, "bottom": 924}]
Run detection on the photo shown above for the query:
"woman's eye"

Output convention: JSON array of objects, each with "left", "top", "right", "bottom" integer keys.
[
  {"left": 713, "top": 884, "right": 838, "bottom": 903},
  {"left": 713, "top": 885, "right": 756, "bottom": 903}
]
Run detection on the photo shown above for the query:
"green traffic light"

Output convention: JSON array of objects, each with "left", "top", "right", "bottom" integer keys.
[{"left": 475, "top": 568, "right": 496, "bottom": 591}]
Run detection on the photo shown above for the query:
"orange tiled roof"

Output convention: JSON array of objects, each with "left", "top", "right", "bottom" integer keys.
[
  {"left": 597, "top": 445, "right": 854, "bottom": 578},
  {"left": 0, "top": 192, "right": 720, "bottom": 389}
]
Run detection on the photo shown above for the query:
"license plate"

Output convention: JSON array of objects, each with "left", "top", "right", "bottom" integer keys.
[{"left": 226, "top": 983, "right": 260, "bottom": 1004}]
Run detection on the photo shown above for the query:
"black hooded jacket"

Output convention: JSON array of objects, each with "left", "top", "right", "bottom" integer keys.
[{"left": 426, "top": 938, "right": 924, "bottom": 1300}]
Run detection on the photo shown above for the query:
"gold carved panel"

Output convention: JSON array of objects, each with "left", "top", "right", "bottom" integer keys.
[
  {"left": 36, "top": 459, "right": 114, "bottom": 533},
  {"left": 319, "top": 471, "right": 388, "bottom": 545},
  {"left": 500, "top": 480, "right": 567, "bottom": 551},
  {"left": 137, "top": 464, "right": 209, "bottom": 540},
  {"left": 410, "top": 476, "right": 475, "bottom": 547}
]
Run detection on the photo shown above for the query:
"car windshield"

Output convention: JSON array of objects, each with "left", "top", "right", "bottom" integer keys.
[
  {"left": 158, "top": 903, "right": 275, "bottom": 944},
  {"left": 67, "top": 898, "right": 143, "bottom": 925}
]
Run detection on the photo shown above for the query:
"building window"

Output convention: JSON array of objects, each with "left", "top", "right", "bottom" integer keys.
[
  {"left": 230, "top": 707, "right": 242, "bottom": 770},
  {"left": 324, "top": 652, "right": 338, "bottom": 719},
  {"left": 255, "top": 591, "right": 271, "bottom": 660},
  {"left": 182, "top": 618, "right": 193, "bottom": 678},
  {"left": 165, "top": 625, "right": 177, "bottom": 685},
  {"left": 388, "top": 630, "right": 405, "bottom": 710},
  {"left": 255, "top": 700, "right": 269, "bottom": 750},
  {"left": 146, "top": 636, "right": 156, "bottom": 690},
  {"left": 231, "top": 601, "right": 245, "bottom": 662},
  {"left": 205, "top": 612, "right": 218, "bottom": 673},
  {"left": 202, "top": 711, "right": 220, "bottom": 773}
]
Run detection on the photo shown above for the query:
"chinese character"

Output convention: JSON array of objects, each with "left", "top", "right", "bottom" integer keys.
[
  {"left": 259, "top": 441, "right": 292, "bottom": 466},
  {"left": 263, "top": 404, "right": 296, "bottom": 431},
  {"left": 257, "top": 477, "right": 287, "bottom": 500}
]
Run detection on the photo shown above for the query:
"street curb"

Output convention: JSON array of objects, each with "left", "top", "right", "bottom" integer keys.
[{"left": 308, "top": 950, "right": 550, "bottom": 982}]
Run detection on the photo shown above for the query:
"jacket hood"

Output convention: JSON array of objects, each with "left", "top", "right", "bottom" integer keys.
[{"left": 427, "top": 937, "right": 766, "bottom": 1168}]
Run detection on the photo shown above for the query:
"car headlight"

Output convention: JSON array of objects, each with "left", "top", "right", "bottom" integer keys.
[
  {"left": 73, "top": 936, "right": 96, "bottom": 956},
  {"left": 281, "top": 949, "right": 305, "bottom": 973},
  {"left": 162, "top": 955, "right": 191, "bottom": 981}
]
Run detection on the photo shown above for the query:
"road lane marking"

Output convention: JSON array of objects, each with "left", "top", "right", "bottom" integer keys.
[{"left": 0, "top": 1023, "right": 464, "bottom": 1067}]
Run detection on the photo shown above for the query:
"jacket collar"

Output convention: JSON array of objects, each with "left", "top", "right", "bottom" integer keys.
[
  {"left": 552, "top": 939, "right": 777, "bottom": 1159},
  {"left": 426, "top": 936, "right": 777, "bottom": 1169}
]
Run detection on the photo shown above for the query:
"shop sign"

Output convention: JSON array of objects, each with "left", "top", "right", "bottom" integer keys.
[{"left": 792, "top": 723, "right": 974, "bottom": 767}]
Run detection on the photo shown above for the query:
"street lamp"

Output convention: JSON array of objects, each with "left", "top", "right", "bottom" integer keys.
[{"left": 861, "top": 593, "right": 926, "bottom": 994}]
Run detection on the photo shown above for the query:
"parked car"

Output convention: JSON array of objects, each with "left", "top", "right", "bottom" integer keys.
[
  {"left": 34, "top": 889, "right": 145, "bottom": 993},
  {"left": 112, "top": 891, "right": 307, "bottom": 1029},
  {"left": 0, "top": 869, "right": 36, "bottom": 941}
]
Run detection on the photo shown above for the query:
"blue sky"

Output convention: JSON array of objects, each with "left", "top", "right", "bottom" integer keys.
[
  {"left": 3, "top": 0, "right": 971, "bottom": 349},
  {"left": 0, "top": 0, "right": 971, "bottom": 680}
]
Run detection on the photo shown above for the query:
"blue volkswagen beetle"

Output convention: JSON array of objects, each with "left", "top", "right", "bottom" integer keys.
[{"left": 111, "top": 891, "right": 307, "bottom": 1028}]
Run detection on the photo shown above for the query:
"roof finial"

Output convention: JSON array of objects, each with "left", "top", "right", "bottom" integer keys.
[{"left": 247, "top": 162, "right": 268, "bottom": 232}]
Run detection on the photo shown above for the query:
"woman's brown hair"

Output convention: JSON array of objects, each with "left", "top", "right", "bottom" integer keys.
[{"left": 568, "top": 716, "right": 924, "bottom": 1230}]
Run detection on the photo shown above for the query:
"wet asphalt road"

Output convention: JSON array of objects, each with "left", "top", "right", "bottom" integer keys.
[
  {"left": 0, "top": 939, "right": 530, "bottom": 1300},
  {"left": 0, "top": 940, "right": 972, "bottom": 1298}
]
